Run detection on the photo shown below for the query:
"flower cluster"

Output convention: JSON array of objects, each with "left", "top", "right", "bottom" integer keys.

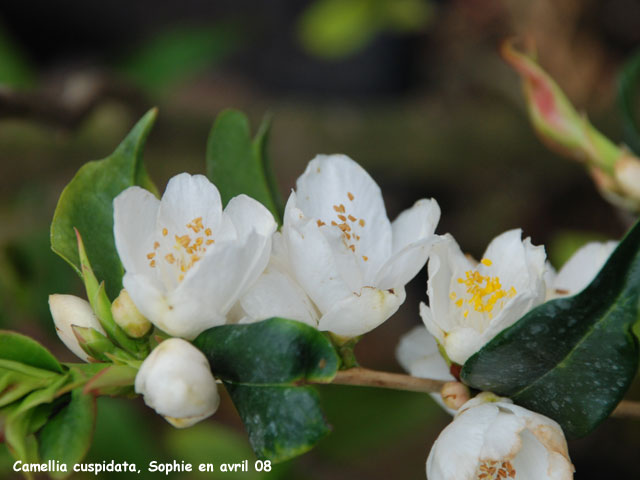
[{"left": 49, "top": 153, "right": 618, "bottom": 479}]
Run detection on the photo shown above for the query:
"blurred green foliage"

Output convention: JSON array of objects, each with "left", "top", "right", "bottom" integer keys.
[
  {"left": 0, "top": 24, "right": 36, "bottom": 89},
  {"left": 297, "top": 0, "right": 433, "bottom": 59},
  {"left": 117, "top": 26, "right": 239, "bottom": 94}
]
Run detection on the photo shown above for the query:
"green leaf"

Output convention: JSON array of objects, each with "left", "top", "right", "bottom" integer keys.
[
  {"left": 193, "top": 317, "right": 339, "bottom": 384},
  {"left": 206, "top": 110, "right": 283, "bottom": 224},
  {"left": 0, "top": 359, "right": 60, "bottom": 408},
  {"left": 224, "top": 384, "right": 330, "bottom": 463},
  {"left": 82, "top": 364, "right": 137, "bottom": 397},
  {"left": 194, "top": 318, "right": 339, "bottom": 462},
  {"left": 618, "top": 48, "right": 640, "bottom": 155},
  {"left": 50, "top": 109, "right": 158, "bottom": 300},
  {"left": 39, "top": 389, "right": 96, "bottom": 478},
  {"left": 461, "top": 219, "right": 640, "bottom": 438},
  {"left": 0, "top": 330, "right": 63, "bottom": 373}
]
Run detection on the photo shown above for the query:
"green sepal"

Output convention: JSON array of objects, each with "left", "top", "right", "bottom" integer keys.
[
  {"left": 224, "top": 383, "right": 330, "bottom": 463},
  {"left": 461, "top": 219, "right": 640, "bottom": 438},
  {"left": 71, "top": 326, "right": 122, "bottom": 363},
  {"left": 206, "top": 110, "right": 283, "bottom": 224},
  {"left": 76, "top": 232, "right": 149, "bottom": 359},
  {"left": 50, "top": 108, "right": 158, "bottom": 300}
]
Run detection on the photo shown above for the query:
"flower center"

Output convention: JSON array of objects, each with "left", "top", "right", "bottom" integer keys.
[
  {"left": 146, "top": 216, "right": 215, "bottom": 282},
  {"left": 450, "top": 258, "right": 517, "bottom": 320},
  {"left": 476, "top": 460, "right": 516, "bottom": 479},
  {"left": 316, "top": 192, "right": 369, "bottom": 262}
]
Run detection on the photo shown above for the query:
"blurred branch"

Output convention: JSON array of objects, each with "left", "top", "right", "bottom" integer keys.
[
  {"left": 319, "top": 367, "right": 640, "bottom": 419},
  {"left": 0, "top": 72, "right": 148, "bottom": 128}
]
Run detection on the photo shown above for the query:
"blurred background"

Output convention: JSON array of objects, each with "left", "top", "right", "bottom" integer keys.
[{"left": 1, "top": 0, "right": 639, "bottom": 478}]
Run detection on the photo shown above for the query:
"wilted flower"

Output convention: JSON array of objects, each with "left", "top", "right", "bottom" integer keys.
[
  {"left": 421, "top": 230, "right": 546, "bottom": 365},
  {"left": 427, "top": 393, "right": 574, "bottom": 480},
  {"left": 546, "top": 240, "right": 617, "bottom": 300},
  {"left": 114, "top": 173, "right": 277, "bottom": 340},
  {"left": 49, "top": 294, "right": 106, "bottom": 362},
  {"left": 134, "top": 338, "right": 219, "bottom": 428},
  {"left": 241, "top": 154, "right": 440, "bottom": 337}
]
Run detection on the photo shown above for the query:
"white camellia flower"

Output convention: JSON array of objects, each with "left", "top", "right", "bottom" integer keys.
[
  {"left": 240, "top": 154, "right": 441, "bottom": 337},
  {"left": 114, "top": 173, "right": 277, "bottom": 340},
  {"left": 421, "top": 230, "right": 546, "bottom": 365},
  {"left": 134, "top": 338, "right": 219, "bottom": 428},
  {"left": 427, "top": 392, "right": 574, "bottom": 480},
  {"left": 396, "top": 325, "right": 457, "bottom": 414},
  {"left": 545, "top": 241, "right": 617, "bottom": 300},
  {"left": 49, "top": 294, "right": 106, "bottom": 362}
]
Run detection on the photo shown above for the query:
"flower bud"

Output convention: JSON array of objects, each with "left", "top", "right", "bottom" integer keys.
[
  {"left": 111, "top": 289, "right": 152, "bottom": 338},
  {"left": 134, "top": 338, "right": 219, "bottom": 428},
  {"left": 440, "top": 381, "right": 470, "bottom": 410},
  {"left": 49, "top": 294, "right": 107, "bottom": 362},
  {"left": 503, "top": 38, "right": 640, "bottom": 212}
]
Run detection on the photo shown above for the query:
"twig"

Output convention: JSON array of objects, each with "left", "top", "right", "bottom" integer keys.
[
  {"left": 328, "top": 367, "right": 446, "bottom": 393},
  {"left": 319, "top": 367, "right": 640, "bottom": 419}
]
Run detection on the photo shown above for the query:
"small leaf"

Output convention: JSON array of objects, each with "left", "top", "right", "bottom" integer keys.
[
  {"left": 618, "top": 48, "right": 640, "bottom": 155},
  {"left": 39, "top": 389, "right": 96, "bottom": 478},
  {"left": 0, "top": 359, "right": 60, "bottom": 408},
  {"left": 193, "top": 317, "right": 339, "bottom": 384},
  {"left": 50, "top": 109, "right": 158, "bottom": 300},
  {"left": 194, "top": 318, "right": 339, "bottom": 462},
  {"left": 461, "top": 219, "right": 640, "bottom": 438},
  {"left": 0, "top": 330, "right": 63, "bottom": 373},
  {"left": 225, "top": 384, "right": 330, "bottom": 463},
  {"left": 206, "top": 110, "right": 283, "bottom": 224}
]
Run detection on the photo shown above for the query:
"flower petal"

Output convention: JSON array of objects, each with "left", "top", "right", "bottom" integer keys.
[
  {"left": 553, "top": 241, "right": 617, "bottom": 295},
  {"left": 294, "top": 154, "right": 392, "bottom": 279},
  {"left": 283, "top": 193, "right": 355, "bottom": 312},
  {"left": 240, "top": 255, "right": 320, "bottom": 328},
  {"left": 396, "top": 325, "right": 454, "bottom": 382},
  {"left": 123, "top": 272, "right": 225, "bottom": 339},
  {"left": 317, "top": 285, "right": 405, "bottom": 337},
  {"left": 426, "top": 403, "right": 499, "bottom": 480},
  {"left": 156, "top": 173, "right": 223, "bottom": 236},
  {"left": 113, "top": 186, "right": 160, "bottom": 276}
]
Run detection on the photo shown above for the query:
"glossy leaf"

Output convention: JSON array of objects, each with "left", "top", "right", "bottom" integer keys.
[
  {"left": 0, "top": 330, "right": 63, "bottom": 373},
  {"left": 462, "top": 219, "right": 640, "bottom": 438},
  {"left": 193, "top": 317, "right": 339, "bottom": 384},
  {"left": 206, "top": 110, "right": 283, "bottom": 224},
  {"left": 50, "top": 109, "right": 158, "bottom": 300},
  {"left": 224, "top": 384, "right": 330, "bottom": 463},
  {"left": 618, "top": 48, "right": 640, "bottom": 155},
  {"left": 39, "top": 389, "right": 96, "bottom": 478},
  {"left": 0, "top": 359, "right": 60, "bottom": 408},
  {"left": 194, "top": 318, "right": 339, "bottom": 462}
]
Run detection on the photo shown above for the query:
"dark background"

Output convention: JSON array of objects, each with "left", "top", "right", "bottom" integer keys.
[{"left": 0, "top": 0, "right": 638, "bottom": 478}]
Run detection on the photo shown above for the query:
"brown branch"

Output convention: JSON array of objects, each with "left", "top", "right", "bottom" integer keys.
[
  {"left": 318, "top": 367, "right": 640, "bottom": 419},
  {"left": 328, "top": 367, "right": 447, "bottom": 393}
]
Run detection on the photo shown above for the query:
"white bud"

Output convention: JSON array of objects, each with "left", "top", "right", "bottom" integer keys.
[
  {"left": 49, "top": 294, "right": 106, "bottom": 362},
  {"left": 111, "top": 289, "right": 152, "bottom": 338},
  {"left": 134, "top": 338, "right": 219, "bottom": 428}
]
